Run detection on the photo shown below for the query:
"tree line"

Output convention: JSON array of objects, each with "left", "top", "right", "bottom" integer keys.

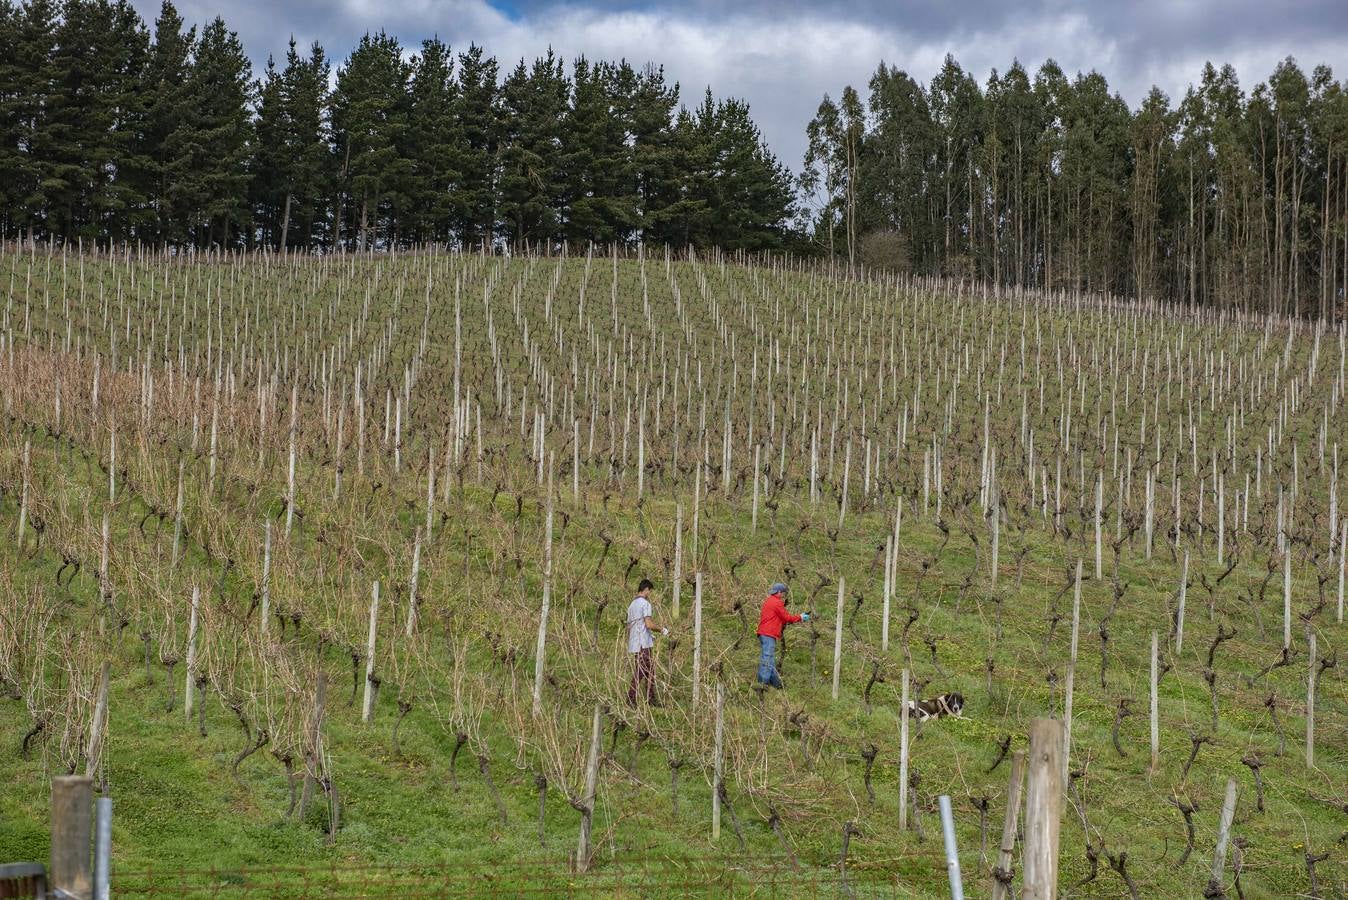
[
  {"left": 805, "top": 55, "right": 1348, "bottom": 320},
  {"left": 0, "top": 0, "right": 797, "bottom": 252}
]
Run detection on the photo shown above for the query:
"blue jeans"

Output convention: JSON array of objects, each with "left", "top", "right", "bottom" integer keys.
[{"left": 758, "top": 635, "right": 783, "bottom": 688}]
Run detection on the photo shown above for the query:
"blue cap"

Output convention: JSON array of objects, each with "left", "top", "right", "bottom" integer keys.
[{"left": 770, "top": 583, "right": 788, "bottom": 596}]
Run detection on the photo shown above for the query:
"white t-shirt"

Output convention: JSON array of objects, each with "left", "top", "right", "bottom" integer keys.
[{"left": 626, "top": 596, "right": 654, "bottom": 653}]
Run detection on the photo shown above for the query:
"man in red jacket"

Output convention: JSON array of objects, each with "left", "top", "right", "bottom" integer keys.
[{"left": 757, "top": 583, "right": 809, "bottom": 688}]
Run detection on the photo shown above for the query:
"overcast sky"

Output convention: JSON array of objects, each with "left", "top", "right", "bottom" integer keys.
[{"left": 135, "top": 0, "right": 1348, "bottom": 173}]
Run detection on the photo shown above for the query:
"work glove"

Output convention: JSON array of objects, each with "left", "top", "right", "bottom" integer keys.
[
  {"left": 800, "top": 613, "right": 811, "bottom": 622},
  {"left": 661, "top": 627, "right": 670, "bottom": 636}
]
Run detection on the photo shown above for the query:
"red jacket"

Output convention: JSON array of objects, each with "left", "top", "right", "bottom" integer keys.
[{"left": 757, "top": 592, "right": 802, "bottom": 640}]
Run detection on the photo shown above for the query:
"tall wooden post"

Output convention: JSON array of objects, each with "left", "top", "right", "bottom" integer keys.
[
  {"left": 1207, "top": 778, "right": 1238, "bottom": 896},
  {"left": 575, "top": 703, "right": 602, "bottom": 873},
  {"left": 259, "top": 521, "right": 272, "bottom": 639},
  {"left": 1176, "top": 552, "right": 1189, "bottom": 654},
  {"left": 712, "top": 682, "right": 724, "bottom": 841},
  {"left": 1023, "top": 718, "right": 1064, "bottom": 900},
  {"left": 51, "top": 776, "right": 93, "bottom": 900},
  {"left": 184, "top": 585, "right": 200, "bottom": 720},
  {"left": 990, "top": 751, "right": 1027, "bottom": 900},
  {"left": 1283, "top": 548, "right": 1293, "bottom": 649},
  {"left": 692, "top": 572, "right": 704, "bottom": 704},
  {"left": 533, "top": 459, "right": 555, "bottom": 717},
  {"left": 1063, "top": 561, "right": 1081, "bottom": 780},
  {"left": 362, "top": 581, "right": 380, "bottom": 723}
]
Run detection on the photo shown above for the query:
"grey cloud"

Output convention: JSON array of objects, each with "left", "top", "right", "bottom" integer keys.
[{"left": 127, "top": 0, "right": 1348, "bottom": 174}]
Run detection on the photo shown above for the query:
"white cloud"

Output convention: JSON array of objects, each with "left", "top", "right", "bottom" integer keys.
[{"left": 132, "top": 0, "right": 1348, "bottom": 173}]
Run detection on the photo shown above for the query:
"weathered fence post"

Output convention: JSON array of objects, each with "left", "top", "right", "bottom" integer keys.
[
  {"left": 575, "top": 702, "right": 602, "bottom": 873},
  {"left": 86, "top": 661, "right": 110, "bottom": 779},
  {"left": 939, "top": 794, "right": 965, "bottom": 900},
  {"left": 51, "top": 776, "right": 93, "bottom": 900},
  {"left": 1023, "top": 718, "right": 1064, "bottom": 900},
  {"left": 991, "top": 750, "right": 1027, "bottom": 900}
]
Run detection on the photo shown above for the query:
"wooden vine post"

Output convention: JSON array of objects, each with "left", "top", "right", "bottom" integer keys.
[
  {"left": 361, "top": 581, "right": 380, "bottom": 723},
  {"left": 1150, "top": 630, "right": 1160, "bottom": 772},
  {"left": 184, "top": 585, "right": 200, "bottom": 721},
  {"left": 1207, "top": 778, "right": 1238, "bottom": 896},
  {"left": 712, "top": 681, "right": 724, "bottom": 841},
  {"left": 990, "top": 750, "right": 1027, "bottom": 900},
  {"left": 831, "top": 576, "right": 845, "bottom": 700},
  {"left": 1306, "top": 631, "right": 1317, "bottom": 767},
  {"left": 672, "top": 503, "right": 682, "bottom": 620},
  {"left": 259, "top": 521, "right": 272, "bottom": 639},
  {"left": 1063, "top": 560, "right": 1081, "bottom": 780},
  {"left": 575, "top": 703, "right": 602, "bottom": 873},
  {"left": 1023, "top": 718, "right": 1064, "bottom": 900},
  {"left": 899, "top": 667, "right": 910, "bottom": 830},
  {"left": 532, "top": 458, "right": 555, "bottom": 717},
  {"left": 692, "top": 572, "right": 704, "bottom": 704}
]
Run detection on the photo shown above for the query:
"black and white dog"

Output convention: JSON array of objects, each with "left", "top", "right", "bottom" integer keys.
[{"left": 904, "top": 691, "right": 966, "bottom": 722}]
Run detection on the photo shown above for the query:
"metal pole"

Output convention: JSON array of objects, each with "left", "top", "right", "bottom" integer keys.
[
  {"left": 938, "top": 795, "right": 964, "bottom": 900},
  {"left": 94, "top": 797, "right": 111, "bottom": 900}
]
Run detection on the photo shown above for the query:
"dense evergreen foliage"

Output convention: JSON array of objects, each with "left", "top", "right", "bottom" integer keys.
[
  {"left": 806, "top": 55, "right": 1348, "bottom": 319},
  {"left": 0, "top": 0, "right": 797, "bottom": 252}
]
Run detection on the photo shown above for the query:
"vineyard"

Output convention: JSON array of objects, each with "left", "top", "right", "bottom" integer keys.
[{"left": 0, "top": 244, "right": 1344, "bottom": 897}]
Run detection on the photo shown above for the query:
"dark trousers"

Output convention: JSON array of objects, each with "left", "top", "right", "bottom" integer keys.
[{"left": 628, "top": 647, "right": 656, "bottom": 705}]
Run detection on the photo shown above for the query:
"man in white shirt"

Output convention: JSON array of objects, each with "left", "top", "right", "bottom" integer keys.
[{"left": 626, "top": 578, "right": 668, "bottom": 705}]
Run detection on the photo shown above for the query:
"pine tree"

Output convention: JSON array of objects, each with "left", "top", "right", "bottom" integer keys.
[
  {"left": 406, "top": 38, "right": 460, "bottom": 245},
  {"left": 0, "top": 0, "right": 22, "bottom": 236},
  {"left": 332, "top": 32, "right": 412, "bottom": 250},
  {"left": 562, "top": 58, "right": 637, "bottom": 246},
  {"left": 281, "top": 41, "right": 332, "bottom": 250},
  {"left": 251, "top": 55, "right": 286, "bottom": 247},
  {"left": 497, "top": 51, "right": 567, "bottom": 249},
  {"left": 450, "top": 44, "right": 499, "bottom": 249},
  {"left": 9, "top": 0, "right": 60, "bottom": 240},
  {"left": 140, "top": 0, "right": 195, "bottom": 244},
  {"left": 160, "top": 16, "right": 251, "bottom": 246},
  {"left": 628, "top": 64, "right": 681, "bottom": 246}
]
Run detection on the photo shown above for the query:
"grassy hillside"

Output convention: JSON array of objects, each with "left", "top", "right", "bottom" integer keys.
[{"left": 0, "top": 246, "right": 1344, "bottom": 897}]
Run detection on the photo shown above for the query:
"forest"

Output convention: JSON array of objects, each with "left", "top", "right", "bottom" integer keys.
[
  {"left": 805, "top": 55, "right": 1348, "bottom": 319},
  {"left": 0, "top": 0, "right": 797, "bottom": 253}
]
